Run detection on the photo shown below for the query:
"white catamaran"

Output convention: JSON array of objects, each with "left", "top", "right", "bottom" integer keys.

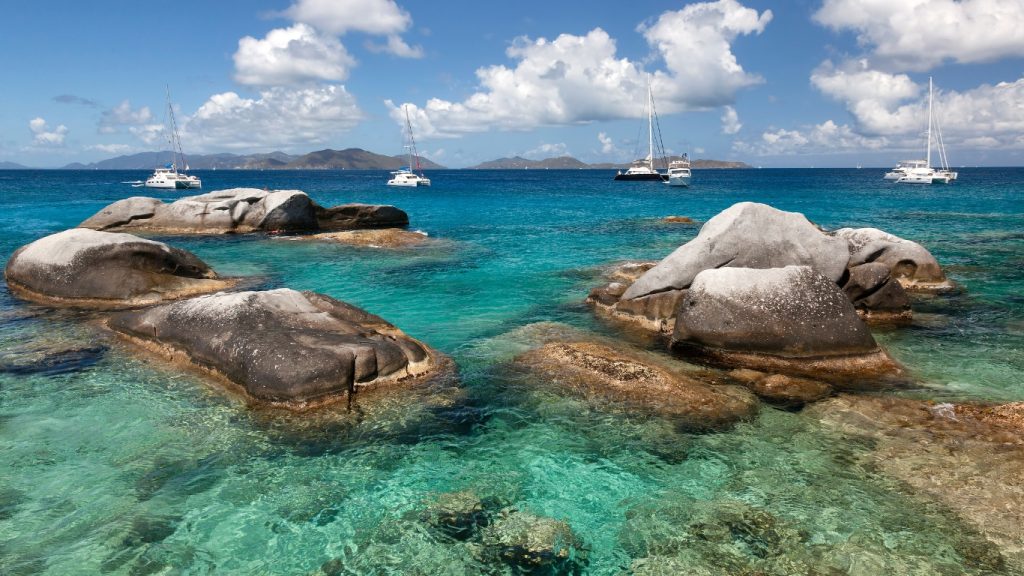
[
  {"left": 888, "top": 77, "right": 957, "bottom": 185},
  {"left": 387, "top": 105, "right": 431, "bottom": 187},
  {"left": 615, "top": 76, "right": 671, "bottom": 182},
  {"left": 142, "top": 87, "right": 201, "bottom": 190}
]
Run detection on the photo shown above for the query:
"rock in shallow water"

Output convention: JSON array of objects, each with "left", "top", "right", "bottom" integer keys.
[
  {"left": 314, "top": 203, "right": 409, "bottom": 230},
  {"left": 514, "top": 340, "right": 758, "bottom": 430},
  {"left": 672, "top": 266, "right": 902, "bottom": 380},
  {"left": 834, "top": 227, "right": 953, "bottom": 291},
  {"left": 4, "top": 228, "right": 232, "bottom": 308},
  {"left": 107, "top": 288, "right": 437, "bottom": 408},
  {"left": 289, "top": 228, "right": 431, "bottom": 248}
]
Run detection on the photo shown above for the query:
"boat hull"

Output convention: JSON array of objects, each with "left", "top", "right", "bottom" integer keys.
[
  {"left": 666, "top": 176, "right": 691, "bottom": 187},
  {"left": 613, "top": 173, "right": 668, "bottom": 181}
]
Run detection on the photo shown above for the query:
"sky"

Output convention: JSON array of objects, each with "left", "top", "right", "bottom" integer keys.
[{"left": 2, "top": 0, "right": 1023, "bottom": 168}]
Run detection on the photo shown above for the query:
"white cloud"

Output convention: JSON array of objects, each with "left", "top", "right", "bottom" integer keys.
[
  {"left": 234, "top": 23, "right": 355, "bottom": 86},
  {"left": 184, "top": 85, "right": 362, "bottom": 151},
  {"left": 598, "top": 131, "right": 616, "bottom": 154},
  {"left": 641, "top": 0, "right": 772, "bottom": 107},
  {"left": 393, "top": 0, "right": 770, "bottom": 137},
  {"left": 99, "top": 100, "right": 155, "bottom": 134},
  {"left": 734, "top": 120, "right": 890, "bottom": 156},
  {"left": 813, "top": 0, "right": 1024, "bottom": 71},
  {"left": 525, "top": 142, "right": 568, "bottom": 158},
  {"left": 365, "top": 34, "right": 423, "bottom": 58},
  {"left": 721, "top": 105, "right": 742, "bottom": 134},
  {"left": 88, "top": 143, "right": 134, "bottom": 155},
  {"left": 284, "top": 0, "right": 422, "bottom": 58},
  {"left": 28, "top": 117, "right": 68, "bottom": 146}
]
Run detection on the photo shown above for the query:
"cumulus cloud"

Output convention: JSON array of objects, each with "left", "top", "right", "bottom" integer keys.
[
  {"left": 813, "top": 0, "right": 1024, "bottom": 71},
  {"left": 598, "top": 132, "right": 616, "bottom": 154},
  {"left": 641, "top": 0, "right": 772, "bottom": 107},
  {"left": 99, "top": 100, "right": 155, "bottom": 134},
  {"left": 392, "top": 0, "right": 770, "bottom": 137},
  {"left": 734, "top": 120, "right": 890, "bottom": 155},
  {"left": 365, "top": 34, "right": 423, "bottom": 58},
  {"left": 88, "top": 143, "right": 134, "bottom": 155},
  {"left": 28, "top": 117, "right": 68, "bottom": 147},
  {"left": 525, "top": 142, "right": 568, "bottom": 158},
  {"left": 184, "top": 85, "right": 362, "bottom": 151},
  {"left": 285, "top": 0, "right": 411, "bottom": 36},
  {"left": 234, "top": 23, "right": 355, "bottom": 86},
  {"left": 721, "top": 105, "right": 742, "bottom": 134}
]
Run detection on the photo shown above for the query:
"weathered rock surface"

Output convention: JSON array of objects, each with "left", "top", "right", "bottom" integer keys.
[
  {"left": 834, "top": 227, "right": 953, "bottom": 291},
  {"left": 672, "top": 266, "right": 901, "bottom": 380},
  {"left": 4, "top": 228, "right": 231, "bottom": 308},
  {"left": 314, "top": 203, "right": 409, "bottom": 230},
  {"left": 480, "top": 509, "right": 588, "bottom": 574},
  {"left": 623, "top": 202, "right": 850, "bottom": 301},
  {"left": 107, "top": 288, "right": 437, "bottom": 407},
  {"left": 80, "top": 188, "right": 318, "bottom": 234},
  {"left": 586, "top": 261, "right": 679, "bottom": 333},
  {"left": 289, "top": 228, "right": 430, "bottom": 248},
  {"left": 809, "top": 395, "right": 1024, "bottom": 571},
  {"left": 840, "top": 262, "right": 912, "bottom": 321},
  {"left": 728, "top": 369, "right": 832, "bottom": 408},
  {"left": 515, "top": 341, "right": 758, "bottom": 430}
]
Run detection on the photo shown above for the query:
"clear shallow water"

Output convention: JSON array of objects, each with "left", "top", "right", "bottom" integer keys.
[{"left": 1, "top": 168, "right": 1022, "bottom": 574}]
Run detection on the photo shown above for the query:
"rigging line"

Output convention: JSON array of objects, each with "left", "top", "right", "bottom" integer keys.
[{"left": 651, "top": 91, "right": 668, "bottom": 171}]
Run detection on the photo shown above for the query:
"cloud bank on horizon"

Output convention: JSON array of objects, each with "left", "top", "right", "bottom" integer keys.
[{"left": 8, "top": 0, "right": 1024, "bottom": 166}]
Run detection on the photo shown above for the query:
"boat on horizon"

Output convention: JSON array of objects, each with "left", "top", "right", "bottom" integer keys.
[
  {"left": 142, "top": 87, "right": 201, "bottom": 190},
  {"left": 615, "top": 77, "right": 669, "bottom": 182},
  {"left": 888, "top": 78, "right": 957, "bottom": 185},
  {"left": 387, "top": 105, "right": 431, "bottom": 187}
]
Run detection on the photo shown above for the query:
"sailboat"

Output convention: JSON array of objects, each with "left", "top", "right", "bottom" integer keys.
[
  {"left": 143, "top": 87, "right": 201, "bottom": 190},
  {"left": 614, "top": 76, "right": 669, "bottom": 182},
  {"left": 387, "top": 105, "right": 431, "bottom": 187},
  {"left": 890, "top": 77, "right": 957, "bottom": 185}
]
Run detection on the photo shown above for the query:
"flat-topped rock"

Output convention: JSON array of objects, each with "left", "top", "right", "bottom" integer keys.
[
  {"left": 107, "top": 288, "right": 438, "bottom": 408},
  {"left": 314, "top": 203, "right": 409, "bottom": 230},
  {"left": 4, "top": 228, "right": 231, "bottom": 308},
  {"left": 80, "top": 188, "right": 318, "bottom": 234},
  {"left": 289, "top": 228, "right": 430, "bottom": 248},
  {"left": 672, "top": 266, "right": 901, "bottom": 380},
  {"left": 515, "top": 341, "right": 758, "bottom": 430},
  {"left": 834, "top": 227, "right": 953, "bottom": 291},
  {"left": 623, "top": 202, "right": 850, "bottom": 301}
]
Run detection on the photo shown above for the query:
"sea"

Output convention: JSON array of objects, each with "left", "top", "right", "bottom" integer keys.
[{"left": 1, "top": 168, "right": 1022, "bottom": 574}]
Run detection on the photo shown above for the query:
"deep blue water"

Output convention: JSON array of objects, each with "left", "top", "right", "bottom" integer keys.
[{"left": 1, "top": 168, "right": 1022, "bottom": 574}]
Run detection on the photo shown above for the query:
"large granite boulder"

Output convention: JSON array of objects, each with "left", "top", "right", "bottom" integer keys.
[
  {"left": 840, "top": 262, "right": 911, "bottom": 321},
  {"left": 4, "top": 228, "right": 231, "bottom": 308},
  {"left": 672, "top": 266, "right": 900, "bottom": 380},
  {"left": 834, "top": 227, "right": 953, "bottom": 291},
  {"left": 314, "top": 203, "right": 409, "bottom": 230},
  {"left": 80, "top": 188, "right": 318, "bottom": 234},
  {"left": 515, "top": 341, "right": 758, "bottom": 430},
  {"left": 622, "top": 202, "right": 850, "bottom": 301},
  {"left": 107, "top": 289, "right": 437, "bottom": 408}
]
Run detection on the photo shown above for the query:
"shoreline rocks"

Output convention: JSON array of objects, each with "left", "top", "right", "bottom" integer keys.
[
  {"left": 314, "top": 203, "right": 409, "bottom": 230},
  {"left": 671, "top": 266, "right": 902, "bottom": 381},
  {"left": 4, "top": 228, "right": 232, "bottom": 309},
  {"left": 834, "top": 227, "right": 954, "bottom": 291},
  {"left": 514, "top": 340, "right": 758, "bottom": 430},
  {"left": 107, "top": 288, "right": 438, "bottom": 409}
]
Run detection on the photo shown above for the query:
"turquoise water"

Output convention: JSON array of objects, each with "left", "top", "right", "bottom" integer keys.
[{"left": 1, "top": 169, "right": 1022, "bottom": 574}]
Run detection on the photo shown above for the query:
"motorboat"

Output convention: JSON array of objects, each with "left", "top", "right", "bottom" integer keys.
[
  {"left": 889, "top": 78, "right": 955, "bottom": 185},
  {"left": 143, "top": 87, "right": 201, "bottom": 190},
  {"left": 387, "top": 105, "right": 431, "bottom": 187},
  {"left": 665, "top": 156, "right": 692, "bottom": 187},
  {"left": 614, "top": 76, "right": 668, "bottom": 182}
]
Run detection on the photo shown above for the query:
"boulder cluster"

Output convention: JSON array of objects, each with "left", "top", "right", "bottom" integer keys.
[{"left": 4, "top": 189, "right": 439, "bottom": 409}]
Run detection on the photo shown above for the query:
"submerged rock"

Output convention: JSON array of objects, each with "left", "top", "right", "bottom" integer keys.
[
  {"left": 80, "top": 188, "right": 318, "bottom": 234},
  {"left": 314, "top": 203, "right": 409, "bottom": 230},
  {"left": 480, "top": 509, "right": 588, "bottom": 574},
  {"left": 672, "top": 266, "right": 901, "bottom": 380},
  {"left": 290, "top": 228, "right": 430, "bottom": 248},
  {"left": 623, "top": 202, "right": 850, "bottom": 301},
  {"left": 662, "top": 215, "right": 696, "bottom": 224},
  {"left": 515, "top": 341, "right": 758, "bottom": 430},
  {"left": 419, "top": 491, "right": 506, "bottom": 541},
  {"left": 728, "top": 369, "right": 832, "bottom": 408},
  {"left": 107, "top": 288, "right": 438, "bottom": 408},
  {"left": 834, "top": 227, "right": 953, "bottom": 291},
  {"left": 4, "top": 228, "right": 231, "bottom": 308}
]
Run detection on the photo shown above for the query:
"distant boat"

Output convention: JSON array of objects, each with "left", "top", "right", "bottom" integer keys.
[
  {"left": 890, "top": 77, "right": 956, "bottom": 185},
  {"left": 615, "top": 76, "right": 669, "bottom": 182},
  {"left": 142, "top": 87, "right": 201, "bottom": 190},
  {"left": 665, "top": 155, "right": 692, "bottom": 187},
  {"left": 387, "top": 105, "right": 431, "bottom": 187}
]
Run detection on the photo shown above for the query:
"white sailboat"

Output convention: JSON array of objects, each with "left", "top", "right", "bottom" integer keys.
[
  {"left": 615, "top": 76, "right": 669, "bottom": 182},
  {"left": 387, "top": 105, "right": 431, "bottom": 187},
  {"left": 891, "top": 77, "right": 956, "bottom": 185},
  {"left": 143, "top": 87, "right": 201, "bottom": 190}
]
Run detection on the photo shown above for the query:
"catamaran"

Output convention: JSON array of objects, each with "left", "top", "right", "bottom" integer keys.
[
  {"left": 615, "top": 76, "right": 670, "bottom": 182},
  {"left": 143, "top": 87, "right": 201, "bottom": 190},
  {"left": 889, "top": 77, "right": 957, "bottom": 185},
  {"left": 387, "top": 105, "right": 431, "bottom": 187}
]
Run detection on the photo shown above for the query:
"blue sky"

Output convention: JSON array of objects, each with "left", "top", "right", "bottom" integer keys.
[{"left": 3, "top": 0, "right": 1023, "bottom": 167}]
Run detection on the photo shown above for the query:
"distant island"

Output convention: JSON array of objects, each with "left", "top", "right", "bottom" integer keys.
[{"left": 0, "top": 149, "right": 750, "bottom": 171}]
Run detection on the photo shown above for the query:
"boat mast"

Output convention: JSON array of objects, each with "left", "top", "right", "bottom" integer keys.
[
  {"left": 926, "top": 77, "right": 933, "bottom": 168},
  {"left": 404, "top": 105, "right": 421, "bottom": 174},
  {"left": 647, "top": 75, "right": 654, "bottom": 168},
  {"left": 165, "top": 85, "right": 189, "bottom": 173}
]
